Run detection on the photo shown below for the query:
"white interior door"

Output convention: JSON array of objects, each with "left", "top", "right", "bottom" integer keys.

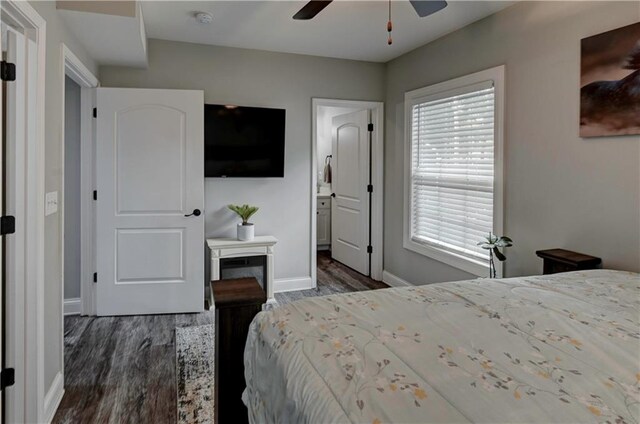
[
  {"left": 96, "top": 88, "right": 204, "bottom": 316},
  {"left": 331, "top": 109, "right": 370, "bottom": 275},
  {"left": 2, "top": 26, "right": 27, "bottom": 423},
  {"left": 0, "top": 24, "right": 5, "bottom": 418}
]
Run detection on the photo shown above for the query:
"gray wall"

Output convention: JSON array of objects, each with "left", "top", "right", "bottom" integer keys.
[
  {"left": 29, "top": 0, "right": 98, "bottom": 397},
  {"left": 64, "top": 76, "right": 81, "bottom": 300},
  {"left": 100, "top": 39, "right": 386, "bottom": 285},
  {"left": 384, "top": 1, "right": 640, "bottom": 284}
]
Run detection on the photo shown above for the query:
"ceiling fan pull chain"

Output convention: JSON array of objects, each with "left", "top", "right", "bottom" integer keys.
[{"left": 387, "top": 0, "right": 393, "bottom": 45}]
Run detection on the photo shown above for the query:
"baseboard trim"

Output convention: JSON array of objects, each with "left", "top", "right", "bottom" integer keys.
[
  {"left": 63, "top": 298, "right": 81, "bottom": 316},
  {"left": 273, "top": 276, "right": 313, "bottom": 293},
  {"left": 382, "top": 270, "right": 412, "bottom": 287},
  {"left": 43, "top": 371, "right": 64, "bottom": 423}
]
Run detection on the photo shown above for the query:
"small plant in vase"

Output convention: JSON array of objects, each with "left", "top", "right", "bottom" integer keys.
[
  {"left": 477, "top": 233, "right": 513, "bottom": 278},
  {"left": 228, "top": 204, "right": 259, "bottom": 241}
]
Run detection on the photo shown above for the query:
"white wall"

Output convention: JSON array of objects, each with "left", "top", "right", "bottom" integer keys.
[
  {"left": 63, "top": 76, "right": 81, "bottom": 300},
  {"left": 100, "top": 39, "right": 386, "bottom": 287},
  {"left": 384, "top": 1, "right": 640, "bottom": 284},
  {"left": 29, "top": 0, "right": 98, "bottom": 395}
]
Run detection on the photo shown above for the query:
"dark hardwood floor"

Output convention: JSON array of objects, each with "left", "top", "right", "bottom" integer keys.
[
  {"left": 53, "top": 252, "right": 386, "bottom": 423},
  {"left": 53, "top": 312, "right": 213, "bottom": 424}
]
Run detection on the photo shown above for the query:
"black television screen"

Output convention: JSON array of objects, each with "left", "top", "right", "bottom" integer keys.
[{"left": 204, "top": 104, "right": 286, "bottom": 177}]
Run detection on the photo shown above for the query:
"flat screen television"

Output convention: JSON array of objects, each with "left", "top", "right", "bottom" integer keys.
[{"left": 204, "top": 104, "right": 286, "bottom": 177}]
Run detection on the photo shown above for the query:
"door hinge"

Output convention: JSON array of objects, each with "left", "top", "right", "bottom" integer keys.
[
  {"left": 0, "top": 216, "right": 16, "bottom": 236},
  {"left": 93, "top": 108, "right": 97, "bottom": 118},
  {"left": 367, "top": 245, "right": 373, "bottom": 254},
  {"left": 93, "top": 190, "right": 97, "bottom": 201},
  {"left": 1, "top": 368, "right": 15, "bottom": 390},
  {"left": 367, "top": 184, "right": 373, "bottom": 193},
  {"left": 367, "top": 123, "right": 373, "bottom": 132},
  {"left": 1, "top": 61, "right": 16, "bottom": 82},
  {"left": 93, "top": 272, "right": 97, "bottom": 283}
]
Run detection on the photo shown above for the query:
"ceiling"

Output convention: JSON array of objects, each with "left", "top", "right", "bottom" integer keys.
[
  {"left": 59, "top": 2, "right": 148, "bottom": 67},
  {"left": 57, "top": 1, "right": 137, "bottom": 17},
  {"left": 141, "top": 1, "right": 517, "bottom": 63}
]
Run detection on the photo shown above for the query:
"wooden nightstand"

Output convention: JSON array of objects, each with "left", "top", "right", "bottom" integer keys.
[
  {"left": 213, "top": 277, "right": 266, "bottom": 424},
  {"left": 536, "top": 249, "right": 602, "bottom": 275}
]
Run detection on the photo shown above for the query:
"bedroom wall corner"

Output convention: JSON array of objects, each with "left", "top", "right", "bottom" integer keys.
[{"left": 384, "top": 1, "right": 640, "bottom": 284}]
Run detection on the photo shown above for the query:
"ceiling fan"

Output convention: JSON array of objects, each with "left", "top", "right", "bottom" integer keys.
[
  {"left": 292, "top": 0, "right": 448, "bottom": 20},
  {"left": 292, "top": 0, "right": 448, "bottom": 45}
]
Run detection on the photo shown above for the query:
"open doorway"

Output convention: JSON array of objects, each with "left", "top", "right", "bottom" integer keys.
[
  {"left": 63, "top": 76, "right": 82, "bottom": 315},
  {"left": 311, "top": 99, "right": 384, "bottom": 286},
  {"left": 58, "top": 45, "right": 98, "bottom": 420}
]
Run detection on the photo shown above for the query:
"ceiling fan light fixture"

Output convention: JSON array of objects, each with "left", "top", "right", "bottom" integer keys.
[
  {"left": 387, "top": 0, "right": 393, "bottom": 45},
  {"left": 293, "top": 0, "right": 449, "bottom": 46}
]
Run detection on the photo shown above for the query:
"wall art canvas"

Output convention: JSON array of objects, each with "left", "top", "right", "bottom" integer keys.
[{"left": 580, "top": 22, "right": 640, "bottom": 137}]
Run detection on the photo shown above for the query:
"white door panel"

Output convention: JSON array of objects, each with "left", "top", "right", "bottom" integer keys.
[
  {"left": 96, "top": 88, "right": 204, "bottom": 316},
  {"left": 317, "top": 208, "right": 330, "bottom": 245},
  {"left": 116, "top": 229, "right": 184, "bottom": 282},
  {"left": 335, "top": 126, "right": 360, "bottom": 198},
  {"left": 331, "top": 110, "right": 370, "bottom": 275},
  {"left": 116, "top": 105, "right": 186, "bottom": 214}
]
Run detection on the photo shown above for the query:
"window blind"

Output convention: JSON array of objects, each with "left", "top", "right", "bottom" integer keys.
[{"left": 410, "top": 81, "right": 495, "bottom": 262}]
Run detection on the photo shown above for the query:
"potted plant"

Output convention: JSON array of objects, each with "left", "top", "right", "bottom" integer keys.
[
  {"left": 228, "top": 204, "right": 259, "bottom": 241},
  {"left": 477, "top": 233, "right": 513, "bottom": 278}
]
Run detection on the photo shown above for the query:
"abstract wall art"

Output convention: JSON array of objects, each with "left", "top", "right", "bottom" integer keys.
[{"left": 580, "top": 22, "right": 640, "bottom": 137}]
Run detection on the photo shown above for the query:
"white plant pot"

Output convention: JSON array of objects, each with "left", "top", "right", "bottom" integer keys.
[{"left": 237, "top": 223, "right": 254, "bottom": 241}]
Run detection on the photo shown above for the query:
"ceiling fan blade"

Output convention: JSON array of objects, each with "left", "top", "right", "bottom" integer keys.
[
  {"left": 409, "top": 0, "right": 448, "bottom": 17},
  {"left": 293, "top": 0, "right": 333, "bottom": 20}
]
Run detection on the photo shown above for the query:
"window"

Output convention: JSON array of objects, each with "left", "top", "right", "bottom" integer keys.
[{"left": 403, "top": 66, "right": 504, "bottom": 276}]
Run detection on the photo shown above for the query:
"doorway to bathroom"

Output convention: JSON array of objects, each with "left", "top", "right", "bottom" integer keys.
[{"left": 311, "top": 99, "right": 384, "bottom": 283}]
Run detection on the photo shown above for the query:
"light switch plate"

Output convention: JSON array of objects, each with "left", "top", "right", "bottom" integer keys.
[{"left": 45, "top": 191, "right": 58, "bottom": 216}]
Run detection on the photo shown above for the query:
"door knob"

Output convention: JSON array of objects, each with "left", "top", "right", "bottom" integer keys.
[
  {"left": 185, "top": 209, "right": 201, "bottom": 217},
  {"left": 330, "top": 193, "right": 336, "bottom": 198}
]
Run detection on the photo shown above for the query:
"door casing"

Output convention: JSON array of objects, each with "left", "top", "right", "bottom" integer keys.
[
  {"left": 0, "top": 1, "right": 47, "bottom": 422},
  {"left": 59, "top": 43, "right": 99, "bottom": 321}
]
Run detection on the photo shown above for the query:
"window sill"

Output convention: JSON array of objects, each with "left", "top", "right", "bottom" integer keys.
[{"left": 403, "top": 238, "right": 497, "bottom": 278}]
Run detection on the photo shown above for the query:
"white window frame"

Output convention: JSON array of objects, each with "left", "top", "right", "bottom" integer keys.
[{"left": 403, "top": 65, "right": 505, "bottom": 277}]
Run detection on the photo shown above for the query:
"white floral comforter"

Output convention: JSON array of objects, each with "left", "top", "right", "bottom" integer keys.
[{"left": 243, "top": 270, "right": 640, "bottom": 423}]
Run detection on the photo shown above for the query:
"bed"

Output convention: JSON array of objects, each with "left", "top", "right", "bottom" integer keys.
[{"left": 243, "top": 270, "right": 640, "bottom": 423}]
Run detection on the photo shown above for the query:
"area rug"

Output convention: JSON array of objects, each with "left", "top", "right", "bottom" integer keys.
[{"left": 176, "top": 324, "right": 215, "bottom": 424}]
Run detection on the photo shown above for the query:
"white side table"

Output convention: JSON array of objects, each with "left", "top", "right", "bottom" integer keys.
[{"left": 206, "top": 236, "right": 278, "bottom": 308}]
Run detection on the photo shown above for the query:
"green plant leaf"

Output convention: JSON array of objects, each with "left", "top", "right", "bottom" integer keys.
[
  {"left": 478, "top": 242, "right": 494, "bottom": 249},
  {"left": 228, "top": 204, "right": 260, "bottom": 224},
  {"left": 493, "top": 247, "right": 506, "bottom": 261},
  {"left": 496, "top": 236, "right": 513, "bottom": 247}
]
